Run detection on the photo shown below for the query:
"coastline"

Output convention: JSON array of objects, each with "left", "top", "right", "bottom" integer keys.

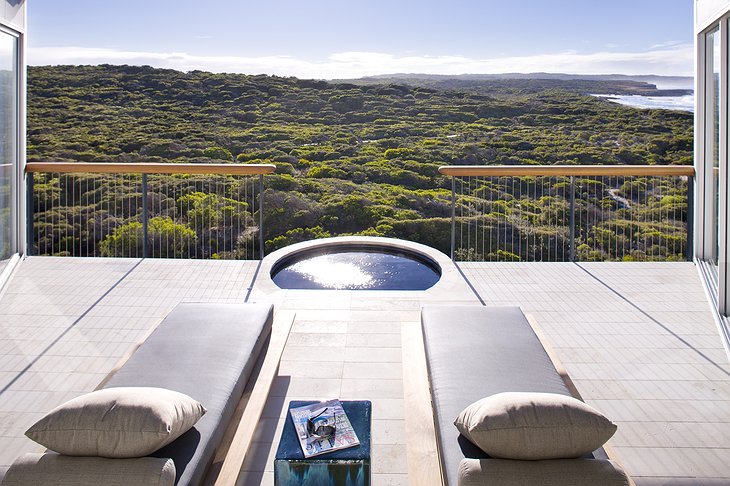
[{"left": 592, "top": 93, "right": 694, "bottom": 112}]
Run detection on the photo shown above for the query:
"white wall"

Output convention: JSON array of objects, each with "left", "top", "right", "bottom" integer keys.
[
  {"left": 0, "top": 0, "right": 25, "bottom": 32},
  {"left": 697, "top": 0, "right": 730, "bottom": 32}
]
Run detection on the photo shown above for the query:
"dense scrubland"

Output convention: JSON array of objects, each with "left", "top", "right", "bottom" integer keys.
[{"left": 27, "top": 65, "right": 693, "bottom": 259}]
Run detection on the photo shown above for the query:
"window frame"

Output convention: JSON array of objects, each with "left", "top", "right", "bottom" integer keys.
[
  {"left": 0, "top": 20, "right": 23, "bottom": 285},
  {"left": 698, "top": 18, "right": 730, "bottom": 315}
]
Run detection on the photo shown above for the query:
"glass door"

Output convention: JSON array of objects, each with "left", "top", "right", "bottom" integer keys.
[
  {"left": 705, "top": 27, "right": 721, "bottom": 269},
  {"left": 0, "top": 28, "right": 18, "bottom": 274}
]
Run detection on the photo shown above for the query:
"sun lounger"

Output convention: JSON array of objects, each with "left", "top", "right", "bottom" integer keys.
[
  {"left": 101, "top": 302, "right": 276, "bottom": 486},
  {"left": 420, "top": 305, "right": 630, "bottom": 486}
]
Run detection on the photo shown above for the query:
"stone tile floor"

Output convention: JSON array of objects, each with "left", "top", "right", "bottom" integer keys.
[
  {"left": 460, "top": 261, "right": 730, "bottom": 486},
  {"left": 0, "top": 257, "right": 259, "bottom": 471},
  {"left": 0, "top": 256, "right": 728, "bottom": 485}
]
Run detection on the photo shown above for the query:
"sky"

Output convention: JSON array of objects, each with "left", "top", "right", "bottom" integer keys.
[{"left": 27, "top": 0, "right": 694, "bottom": 79}]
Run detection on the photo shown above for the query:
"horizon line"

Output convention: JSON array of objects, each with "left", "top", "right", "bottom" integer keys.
[
  {"left": 27, "top": 63, "right": 695, "bottom": 83},
  {"left": 26, "top": 45, "right": 695, "bottom": 80}
]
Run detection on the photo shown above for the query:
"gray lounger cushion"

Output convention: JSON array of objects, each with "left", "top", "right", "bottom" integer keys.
[
  {"left": 3, "top": 453, "right": 176, "bottom": 486},
  {"left": 103, "top": 302, "right": 273, "bottom": 486},
  {"left": 421, "top": 306, "right": 604, "bottom": 486},
  {"left": 458, "top": 458, "right": 630, "bottom": 486}
]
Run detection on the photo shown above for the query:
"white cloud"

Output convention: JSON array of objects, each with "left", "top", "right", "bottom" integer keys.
[
  {"left": 28, "top": 44, "right": 694, "bottom": 79},
  {"left": 649, "top": 40, "right": 685, "bottom": 49}
]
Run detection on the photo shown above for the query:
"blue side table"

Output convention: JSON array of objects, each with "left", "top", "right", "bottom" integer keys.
[{"left": 274, "top": 400, "right": 372, "bottom": 486}]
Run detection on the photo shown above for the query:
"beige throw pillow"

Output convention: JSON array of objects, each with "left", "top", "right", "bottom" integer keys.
[
  {"left": 454, "top": 392, "right": 617, "bottom": 460},
  {"left": 3, "top": 453, "right": 176, "bottom": 486},
  {"left": 26, "top": 387, "right": 206, "bottom": 458}
]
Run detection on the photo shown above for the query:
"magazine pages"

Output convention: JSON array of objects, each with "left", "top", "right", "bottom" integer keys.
[{"left": 290, "top": 399, "right": 360, "bottom": 458}]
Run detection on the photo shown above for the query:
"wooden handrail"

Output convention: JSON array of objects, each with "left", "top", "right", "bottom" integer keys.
[
  {"left": 25, "top": 162, "right": 277, "bottom": 175},
  {"left": 438, "top": 164, "right": 695, "bottom": 177}
]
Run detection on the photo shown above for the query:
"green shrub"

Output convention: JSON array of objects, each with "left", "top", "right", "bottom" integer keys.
[{"left": 99, "top": 217, "right": 196, "bottom": 257}]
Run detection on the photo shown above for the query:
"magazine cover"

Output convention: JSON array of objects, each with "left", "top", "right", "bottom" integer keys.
[{"left": 289, "top": 399, "right": 360, "bottom": 458}]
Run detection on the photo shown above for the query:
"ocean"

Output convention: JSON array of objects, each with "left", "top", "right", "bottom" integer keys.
[{"left": 592, "top": 93, "right": 694, "bottom": 112}]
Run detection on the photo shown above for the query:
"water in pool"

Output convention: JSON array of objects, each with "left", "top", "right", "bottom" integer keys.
[{"left": 272, "top": 250, "right": 441, "bottom": 290}]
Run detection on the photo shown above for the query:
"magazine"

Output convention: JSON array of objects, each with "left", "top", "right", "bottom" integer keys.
[{"left": 289, "top": 399, "right": 360, "bottom": 458}]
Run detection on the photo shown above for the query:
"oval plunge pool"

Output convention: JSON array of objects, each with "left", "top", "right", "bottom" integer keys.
[{"left": 270, "top": 243, "right": 442, "bottom": 290}]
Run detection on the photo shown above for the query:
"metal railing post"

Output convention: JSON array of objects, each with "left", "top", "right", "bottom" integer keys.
[
  {"left": 686, "top": 175, "right": 695, "bottom": 261},
  {"left": 25, "top": 173, "right": 34, "bottom": 256},
  {"left": 142, "top": 173, "right": 149, "bottom": 258},
  {"left": 259, "top": 174, "right": 265, "bottom": 259},
  {"left": 569, "top": 176, "right": 576, "bottom": 262},
  {"left": 450, "top": 176, "right": 456, "bottom": 260}
]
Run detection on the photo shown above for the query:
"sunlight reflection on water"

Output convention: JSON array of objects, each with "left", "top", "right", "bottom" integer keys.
[{"left": 289, "top": 256, "right": 375, "bottom": 289}]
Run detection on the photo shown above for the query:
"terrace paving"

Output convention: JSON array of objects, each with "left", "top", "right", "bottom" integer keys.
[
  {"left": 460, "top": 262, "right": 730, "bottom": 486},
  {"left": 0, "top": 256, "right": 728, "bottom": 485}
]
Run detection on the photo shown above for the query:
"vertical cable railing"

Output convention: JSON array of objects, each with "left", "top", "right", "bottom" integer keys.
[
  {"left": 442, "top": 165, "right": 696, "bottom": 262},
  {"left": 25, "top": 162, "right": 275, "bottom": 260}
]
